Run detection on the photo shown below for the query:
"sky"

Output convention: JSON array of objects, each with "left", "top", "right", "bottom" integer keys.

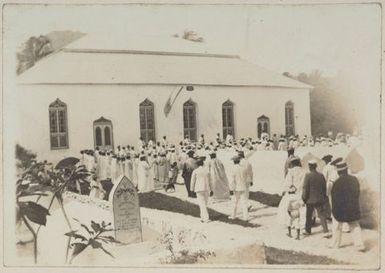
[
  {"left": 3, "top": 3, "right": 382, "bottom": 125},
  {"left": 4, "top": 4, "right": 381, "bottom": 79}
]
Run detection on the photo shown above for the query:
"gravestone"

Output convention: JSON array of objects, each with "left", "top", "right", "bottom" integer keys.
[{"left": 109, "top": 176, "right": 142, "bottom": 244}]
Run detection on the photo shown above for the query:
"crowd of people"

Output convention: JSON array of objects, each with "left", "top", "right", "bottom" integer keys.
[
  {"left": 75, "top": 132, "right": 364, "bottom": 252},
  {"left": 278, "top": 148, "right": 365, "bottom": 251}
]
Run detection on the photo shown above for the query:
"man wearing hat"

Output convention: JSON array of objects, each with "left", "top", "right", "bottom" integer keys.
[
  {"left": 302, "top": 159, "right": 329, "bottom": 236},
  {"left": 229, "top": 155, "right": 249, "bottom": 221},
  {"left": 181, "top": 150, "right": 197, "bottom": 198},
  {"left": 329, "top": 161, "right": 365, "bottom": 251},
  {"left": 190, "top": 156, "right": 212, "bottom": 223},
  {"left": 278, "top": 136, "right": 287, "bottom": 151}
]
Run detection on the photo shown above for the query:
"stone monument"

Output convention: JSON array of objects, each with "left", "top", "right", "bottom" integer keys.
[{"left": 109, "top": 176, "right": 142, "bottom": 244}]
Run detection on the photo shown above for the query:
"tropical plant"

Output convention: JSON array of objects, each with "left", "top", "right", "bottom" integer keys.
[
  {"left": 16, "top": 162, "right": 52, "bottom": 263},
  {"left": 158, "top": 227, "right": 215, "bottom": 264},
  {"left": 65, "top": 219, "right": 120, "bottom": 264},
  {"left": 15, "top": 146, "right": 91, "bottom": 264}
]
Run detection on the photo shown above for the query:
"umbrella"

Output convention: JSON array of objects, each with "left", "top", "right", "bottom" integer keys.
[
  {"left": 345, "top": 148, "right": 365, "bottom": 174},
  {"left": 301, "top": 152, "right": 325, "bottom": 172},
  {"left": 55, "top": 157, "right": 80, "bottom": 169}
]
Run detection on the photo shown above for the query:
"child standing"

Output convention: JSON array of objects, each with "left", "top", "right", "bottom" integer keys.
[
  {"left": 165, "top": 161, "right": 178, "bottom": 193},
  {"left": 286, "top": 185, "right": 303, "bottom": 240}
]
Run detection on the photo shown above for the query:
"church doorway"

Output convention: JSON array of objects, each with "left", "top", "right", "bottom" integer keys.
[{"left": 257, "top": 115, "right": 270, "bottom": 138}]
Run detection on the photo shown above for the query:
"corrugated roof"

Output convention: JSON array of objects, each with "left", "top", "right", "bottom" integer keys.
[{"left": 17, "top": 34, "right": 311, "bottom": 89}]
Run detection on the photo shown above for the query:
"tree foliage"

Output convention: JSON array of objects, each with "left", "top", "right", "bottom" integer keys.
[
  {"left": 283, "top": 70, "right": 357, "bottom": 136},
  {"left": 16, "top": 35, "right": 54, "bottom": 75},
  {"left": 15, "top": 144, "right": 37, "bottom": 170}
]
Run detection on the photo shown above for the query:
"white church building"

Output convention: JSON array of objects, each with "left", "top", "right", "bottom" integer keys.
[{"left": 17, "top": 34, "right": 312, "bottom": 161}]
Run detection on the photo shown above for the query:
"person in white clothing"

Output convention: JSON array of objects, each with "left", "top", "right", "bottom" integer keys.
[
  {"left": 322, "top": 154, "right": 336, "bottom": 219},
  {"left": 238, "top": 151, "right": 253, "bottom": 210},
  {"left": 110, "top": 155, "right": 119, "bottom": 183},
  {"left": 137, "top": 155, "right": 150, "bottom": 192},
  {"left": 89, "top": 175, "right": 105, "bottom": 200},
  {"left": 161, "top": 136, "right": 168, "bottom": 148},
  {"left": 277, "top": 157, "right": 307, "bottom": 230},
  {"left": 190, "top": 156, "right": 212, "bottom": 223},
  {"left": 226, "top": 134, "right": 234, "bottom": 145},
  {"left": 137, "top": 137, "right": 145, "bottom": 151},
  {"left": 229, "top": 155, "right": 249, "bottom": 221}
]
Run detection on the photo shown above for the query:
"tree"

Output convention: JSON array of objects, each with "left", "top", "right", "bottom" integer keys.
[
  {"left": 283, "top": 70, "right": 357, "bottom": 136},
  {"left": 15, "top": 144, "right": 37, "bottom": 170},
  {"left": 16, "top": 35, "right": 53, "bottom": 75}
]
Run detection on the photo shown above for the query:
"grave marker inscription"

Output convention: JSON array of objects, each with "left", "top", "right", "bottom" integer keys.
[{"left": 110, "top": 176, "right": 142, "bottom": 244}]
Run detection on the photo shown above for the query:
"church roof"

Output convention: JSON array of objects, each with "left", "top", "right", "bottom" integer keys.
[{"left": 18, "top": 34, "right": 312, "bottom": 89}]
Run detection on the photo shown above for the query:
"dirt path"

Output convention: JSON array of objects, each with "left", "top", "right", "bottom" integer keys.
[{"left": 163, "top": 184, "right": 379, "bottom": 268}]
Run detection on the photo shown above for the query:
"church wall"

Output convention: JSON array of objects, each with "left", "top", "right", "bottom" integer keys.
[{"left": 14, "top": 84, "right": 310, "bottom": 162}]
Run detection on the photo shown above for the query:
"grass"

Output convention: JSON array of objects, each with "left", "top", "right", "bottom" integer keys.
[
  {"left": 264, "top": 246, "right": 349, "bottom": 265},
  {"left": 139, "top": 191, "right": 259, "bottom": 228},
  {"left": 249, "top": 191, "right": 282, "bottom": 207}
]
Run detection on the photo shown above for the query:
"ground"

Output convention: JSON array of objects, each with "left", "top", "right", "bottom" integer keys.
[{"left": 14, "top": 146, "right": 380, "bottom": 268}]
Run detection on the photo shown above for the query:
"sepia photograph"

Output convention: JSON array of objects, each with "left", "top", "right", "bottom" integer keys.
[{"left": 1, "top": 1, "right": 383, "bottom": 271}]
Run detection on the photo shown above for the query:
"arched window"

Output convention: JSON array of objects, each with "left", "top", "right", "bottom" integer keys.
[
  {"left": 95, "top": 127, "right": 102, "bottom": 146},
  {"left": 257, "top": 115, "right": 270, "bottom": 138},
  {"left": 93, "top": 117, "right": 113, "bottom": 150},
  {"left": 104, "top": 127, "right": 111, "bottom": 146},
  {"left": 183, "top": 99, "right": 197, "bottom": 141},
  {"left": 139, "top": 99, "right": 155, "bottom": 143},
  {"left": 285, "top": 101, "right": 295, "bottom": 136},
  {"left": 222, "top": 100, "right": 234, "bottom": 139},
  {"left": 49, "top": 98, "right": 69, "bottom": 149}
]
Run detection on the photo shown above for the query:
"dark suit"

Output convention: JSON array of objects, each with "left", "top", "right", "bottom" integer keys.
[
  {"left": 331, "top": 174, "right": 360, "bottom": 222},
  {"left": 302, "top": 170, "right": 329, "bottom": 233},
  {"left": 182, "top": 158, "right": 197, "bottom": 198}
]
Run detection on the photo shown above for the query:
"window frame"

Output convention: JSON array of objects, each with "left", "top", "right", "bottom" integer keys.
[
  {"left": 49, "top": 98, "right": 69, "bottom": 150},
  {"left": 285, "top": 101, "right": 295, "bottom": 136},
  {"left": 183, "top": 99, "right": 197, "bottom": 141},
  {"left": 222, "top": 99, "right": 235, "bottom": 139},
  {"left": 139, "top": 98, "right": 156, "bottom": 143}
]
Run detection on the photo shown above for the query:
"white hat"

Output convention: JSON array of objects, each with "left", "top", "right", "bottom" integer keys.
[{"left": 308, "top": 159, "right": 317, "bottom": 165}]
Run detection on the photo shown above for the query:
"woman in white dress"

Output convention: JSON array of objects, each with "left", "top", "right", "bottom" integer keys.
[
  {"left": 277, "top": 157, "right": 306, "bottom": 227},
  {"left": 137, "top": 155, "right": 150, "bottom": 192},
  {"left": 89, "top": 175, "right": 105, "bottom": 200},
  {"left": 110, "top": 156, "right": 118, "bottom": 183}
]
